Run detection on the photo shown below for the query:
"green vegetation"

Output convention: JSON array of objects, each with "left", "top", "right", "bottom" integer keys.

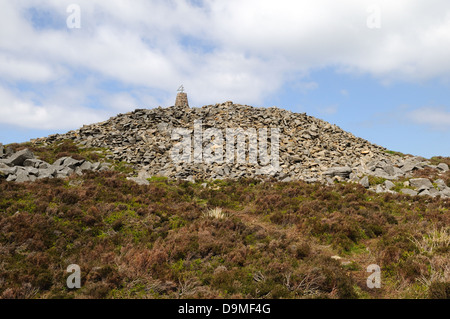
[
  {"left": 384, "top": 150, "right": 407, "bottom": 158},
  {"left": 6, "top": 140, "right": 109, "bottom": 165},
  {"left": 0, "top": 170, "right": 449, "bottom": 299}
]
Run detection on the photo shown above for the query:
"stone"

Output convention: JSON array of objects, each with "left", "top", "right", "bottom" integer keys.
[
  {"left": 53, "top": 157, "right": 69, "bottom": 167},
  {"left": 440, "top": 188, "right": 450, "bottom": 197},
  {"left": 429, "top": 188, "right": 439, "bottom": 197},
  {"left": 15, "top": 170, "right": 31, "bottom": 183},
  {"left": 437, "top": 163, "right": 449, "bottom": 172},
  {"left": 384, "top": 180, "right": 395, "bottom": 190},
  {"left": 0, "top": 143, "right": 4, "bottom": 158},
  {"left": 3, "top": 149, "right": 34, "bottom": 166},
  {"left": 434, "top": 179, "right": 447, "bottom": 191},
  {"left": 79, "top": 161, "right": 93, "bottom": 171},
  {"left": 401, "top": 189, "right": 418, "bottom": 196},
  {"left": 418, "top": 189, "right": 431, "bottom": 196},
  {"left": 63, "top": 157, "right": 84, "bottom": 169},
  {"left": 126, "top": 177, "right": 149, "bottom": 185},
  {"left": 0, "top": 166, "right": 17, "bottom": 176},
  {"left": 38, "top": 168, "right": 56, "bottom": 178},
  {"left": 409, "top": 178, "right": 433, "bottom": 190},
  {"left": 376, "top": 185, "right": 384, "bottom": 193},
  {"left": 323, "top": 167, "right": 352, "bottom": 179},
  {"left": 23, "top": 159, "right": 48, "bottom": 169},
  {"left": 359, "top": 176, "right": 369, "bottom": 188}
]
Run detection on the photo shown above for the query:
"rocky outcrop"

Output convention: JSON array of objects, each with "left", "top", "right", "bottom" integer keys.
[{"left": 0, "top": 149, "right": 110, "bottom": 182}]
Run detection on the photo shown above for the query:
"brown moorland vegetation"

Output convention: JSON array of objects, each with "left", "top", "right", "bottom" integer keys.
[{"left": 0, "top": 143, "right": 449, "bottom": 299}]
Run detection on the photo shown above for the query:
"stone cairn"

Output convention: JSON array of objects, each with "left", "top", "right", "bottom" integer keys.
[{"left": 1, "top": 90, "right": 449, "bottom": 198}]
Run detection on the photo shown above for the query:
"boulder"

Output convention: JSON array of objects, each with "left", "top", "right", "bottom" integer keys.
[
  {"left": 440, "top": 188, "right": 450, "bottom": 197},
  {"left": 409, "top": 178, "right": 433, "bottom": 190},
  {"left": 384, "top": 180, "right": 395, "bottom": 190},
  {"left": 323, "top": 167, "right": 352, "bottom": 179},
  {"left": 434, "top": 179, "right": 447, "bottom": 191},
  {"left": 63, "top": 157, "right": 84, "bottom": 169},
  {"left": 79, "top": 161, "right": 93, "bottom": 171},
  {"left": 52, "top": 157, "right": 69, "bottom": 166},
  {"left": 15, "top": 170, "right": 31, "bottom": 183},
  {"left": 0, "top": 143, "right": 4, "bottom": 158},
  {"left": 359, "top": 176, "right": 369, "bottom": 188},
  {"left": 126, "top": 177, "right": 149, "bottom": 185},
  {"left": 0, "top": 166, "right": 17, "bottom": 176},
  {"left": 418, "top": 189, "right": 431, "bottom": 196},
  {"left": 437, "top": 163, "right": 449, "bottom": 172},
  {"left": 23, "top": 158, "right": 50, "bottom": 169},
  {"left": 401, "top": 189, "right": 418, "bottom": 196},
  {"left": 2, "top": 149, "right": 34, "bottom": 166}
]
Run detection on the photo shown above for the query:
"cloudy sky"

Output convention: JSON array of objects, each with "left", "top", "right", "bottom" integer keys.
[{"left": 1, "top": 0, "right": 449, "bottom": 157}]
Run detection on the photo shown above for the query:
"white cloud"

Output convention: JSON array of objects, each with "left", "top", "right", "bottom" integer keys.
[
  {"left": 0, "top": 86, "right": 107, "bottom": 130},
  {"left": 408, "top": 107, "right": 450, "bottom": 129},
  {"left": 1, "top": 0, "right": 450, "bottom": 130}
]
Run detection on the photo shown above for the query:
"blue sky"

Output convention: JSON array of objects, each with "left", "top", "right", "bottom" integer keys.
[{"left": 1, "top": 0, "right": 449, "bottom": 157}]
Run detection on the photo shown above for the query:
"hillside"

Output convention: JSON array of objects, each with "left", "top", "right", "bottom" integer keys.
[{"left": 0, "top": 103, "right": 449, "bottom": 299}]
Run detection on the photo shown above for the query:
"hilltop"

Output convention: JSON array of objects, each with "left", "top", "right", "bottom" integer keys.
[{"left": 0, "top": 102, "right": 449, "bottom": 299}]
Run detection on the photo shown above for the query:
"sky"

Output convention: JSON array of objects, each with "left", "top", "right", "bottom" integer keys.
[{"left": 0, "top": 0, "right": 449, "bottom": 158}]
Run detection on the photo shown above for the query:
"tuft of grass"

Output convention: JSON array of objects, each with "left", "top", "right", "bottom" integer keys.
[
  {"left": 203, "top": 207, "right": 228, "bottom": 219},
  {"left": 410, "top": 226, "right": 450, "bottom": 255}
]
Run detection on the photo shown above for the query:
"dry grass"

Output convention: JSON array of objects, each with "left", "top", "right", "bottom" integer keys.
[
  {"left": 410, "top": 226, "right": 450, "bottom": 254},
  {"left": 203, "top": 207, "right": 228, "bottom": 219}
]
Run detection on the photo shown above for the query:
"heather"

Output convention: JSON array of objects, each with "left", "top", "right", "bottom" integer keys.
[{"left": 1, "top": 168, "right": 449, "bottom": 299}]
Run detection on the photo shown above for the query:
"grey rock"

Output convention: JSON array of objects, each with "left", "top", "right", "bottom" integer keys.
[
  {"left": 401, "top": 189, "right": 418, "bottom": 196},
  {"left": 384, "top": 180, "right": 395, "bottom": 190},
  {"left": 55, "top": 167, "right": 74, "bottom": 178},
  {"left": 359, "top": 176, "right": 369, "bottom": 188},
  {"left": 437, "top": 163, "right": 449, "bottom": 172},
  {"left": 429, "top": 188, "right": 439, "bottom": 197},
  {"left": 6, "top": 174, "right": 17, "bottom": 182},
  {"left": 24, "top": 159, "right": 42, "bottom": 168},
  {"left": 0, "top": 143, "right": 3, "bottom": 158},
  {"left": 409, "top": 178, "right": 433, "bottom": 190},
  {"left": 63, "top": 157, "right": 84, "bottom": 169},
  {"left": 382, "top": 165, "right": 395, "bottom": 176},
  {"left": 91, "top": 162, "right": 102, "bottom": 170},
  {"left": 15, "top": 170, "right": 31, "bottom": 183},
  {"left": 3, "top": 149, "right": 34, "bottom": 166},
  {"left": 25, "top": 167, "right": 39, "bottom": 176},
  {"left": 79, "top": 161, "right": 93, "bottom": 171},
  {"left": 376, "top": 185, "right": 384, "bottom": 193},
  {"left": 440, "top": 188, "right": 450, "bottom": 197},
  {"left": 418, "top": 189, "right": 431, "bottom": 196},
  {"left": 53, "top": 157, "right": 69, "bottom": 166},
  {"left": 323, "top": 167, "right": 352, "bottom": 178},
  {"left": 434, "top": 179, "right": 447, "bottom": 191},
  {"left": 0, "top": 166, "right": 18, "bottom": 176},
  {"left": 37, "top": 166, "right": 56, "bottom": 179},
  {"left": 126, "top": 177, "right": 149, "bottom": 185}
]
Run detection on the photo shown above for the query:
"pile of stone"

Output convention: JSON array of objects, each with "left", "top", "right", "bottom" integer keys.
[
  {"left": 365, "top": 176, "right": 450, "bottom": 198},
  {"left": 20, "top": 102, "right": 449, "bottom": 198},
  {"left": 0, "top": 147, "right": 110, "bottom": 183},
  {"left": 33, "top": 102, "right": 405, "bottom": 182}
]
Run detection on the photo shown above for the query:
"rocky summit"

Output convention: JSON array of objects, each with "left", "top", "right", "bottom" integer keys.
[{"left": 23, "top": 101, "right": 448, "bottom": 198}]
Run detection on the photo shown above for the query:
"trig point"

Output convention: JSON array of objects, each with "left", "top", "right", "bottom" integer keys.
[{"left": 175, "top": 85, "right": 189, "bottom": 108}]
